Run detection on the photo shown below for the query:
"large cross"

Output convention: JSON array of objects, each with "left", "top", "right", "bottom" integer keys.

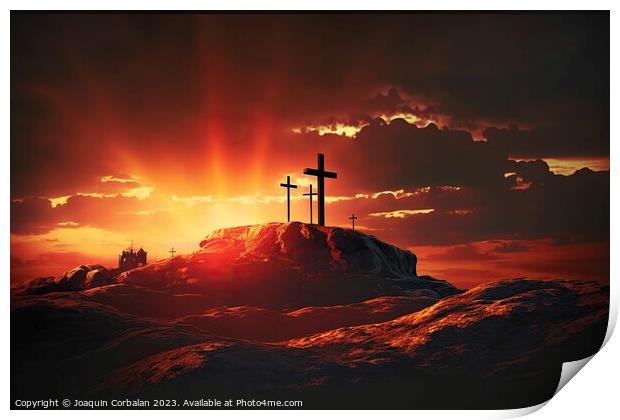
[
  {"left": 280, "top": 175, "right": 297, "bottom": 222},
  {"left": 302, "top": 184, "right": 318, "bottom": 224},
  {"left": 304, "top": 153, "right": 337, "bottom": 226},
  {"left": 169, "top": 247, "right": 176, "bottom": 257},
  {"left": 349, "top": 213, "right": 358, "bottom": 231}
]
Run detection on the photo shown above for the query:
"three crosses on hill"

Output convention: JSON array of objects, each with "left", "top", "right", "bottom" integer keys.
[
  {"left": 168, "top": 153, "right": 350, "bottom": 260},
  {"left": 280, "top": 153, "right": 357, "bottom": 230}
]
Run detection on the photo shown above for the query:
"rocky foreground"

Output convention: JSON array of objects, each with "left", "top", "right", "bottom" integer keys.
[{"left": 11, "top": 223, "right": 609, "bottom": 409}]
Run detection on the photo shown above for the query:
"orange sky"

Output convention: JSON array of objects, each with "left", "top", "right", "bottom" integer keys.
[
  {"left": 10, "top": 14, "right": 609, "bottom": 288},
  {"left": 10, "top": 149, "right": 609, "bottom": 287}
]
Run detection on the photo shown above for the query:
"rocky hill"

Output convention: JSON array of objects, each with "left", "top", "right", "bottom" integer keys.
[
  {"left": 16, "top": 222, "right": 459, "bottom": 309},
  {"left": 10, "top": 223, "right": 609, "bottom": 409}
]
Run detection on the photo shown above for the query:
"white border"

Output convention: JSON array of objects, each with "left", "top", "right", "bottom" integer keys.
[{"left": 3, "top": 2, "right": 616, "bottom": 419}]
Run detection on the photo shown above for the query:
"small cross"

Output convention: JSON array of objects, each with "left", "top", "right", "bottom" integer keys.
[
  {"left": 349, "top": 213, "right": 358, "bottom": 231},
  {"left": 280, "top": 175, "right": 298, "bottom": 222},
  {"left": 169, "top": 247, "right": 176, "bottom": 257},
  {"left": 303, "top": 184, "right": 318, "bottom": 224}
]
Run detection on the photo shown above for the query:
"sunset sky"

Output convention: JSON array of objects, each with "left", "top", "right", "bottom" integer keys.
[{"left": 10, "top": 13, "right": 609, "bottom": 288}]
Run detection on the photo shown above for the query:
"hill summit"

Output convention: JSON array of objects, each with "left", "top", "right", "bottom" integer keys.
[
  {"left": 18, "top": 222, "right": 459, "bottom": 309},
  {"left": 116, "top": 222, "right": 459, "bottom": 307},
  {"left": 201, "top": 222, "right": 419, "bottom": 278}
]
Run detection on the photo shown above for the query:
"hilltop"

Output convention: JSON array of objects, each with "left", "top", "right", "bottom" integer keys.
[{"left": 16, "top": 222, "right": 459, "bottom": 309}]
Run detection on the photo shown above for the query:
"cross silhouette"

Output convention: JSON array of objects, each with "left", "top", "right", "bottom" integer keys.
[
  {"left": 304, "top": 153, "right": 337, "bottom": 226},
  {"left": 349, "top": 213, "right": 358, "bottom": 231},
  {"left": 169, "top": 247, "right": 176, "bottom": 257},
  {"left": 280, "top": 175, "right": 298, "bottom": 222},
  {"left": 303, "top": 184, "right": 318, "bottom": 224}
]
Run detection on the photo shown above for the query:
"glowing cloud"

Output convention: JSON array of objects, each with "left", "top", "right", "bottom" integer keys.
[
  {"left": 539, "top": 157, "right": 610, "bottom": 175},
  {"left": 294, "top": 123, "right": 366, "bottom": 138},
  {"left": 50, "top": 195, "right": 71, "bottom": 208},
  {"left": 100, "top": 175, "right": 142, "bottom": 183},
  {"left": 122, "top": 186, "right": 154, "bottom": 200},
  {"left": 369, "top": 209, "right": 435, "bottom": 218}
]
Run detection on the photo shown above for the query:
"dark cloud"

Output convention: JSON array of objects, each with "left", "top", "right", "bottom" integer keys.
[
  {"left": 11, "top": 13, "right": 609, "bottom": 197},
  {"left": 366, "top": 166, "right": 609, "bottom": 247},
  {"left": 363, "top": 88, "right": 404, "bottom": 113},
  {"left": 485, "top": 124, "right": 610, "bottom": 158},
  {"left": 506, "top": 159, "right": 552, "bottom": 183},
  {"left": 348, "top": 120, "right": 508, "bottom": 190}
]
